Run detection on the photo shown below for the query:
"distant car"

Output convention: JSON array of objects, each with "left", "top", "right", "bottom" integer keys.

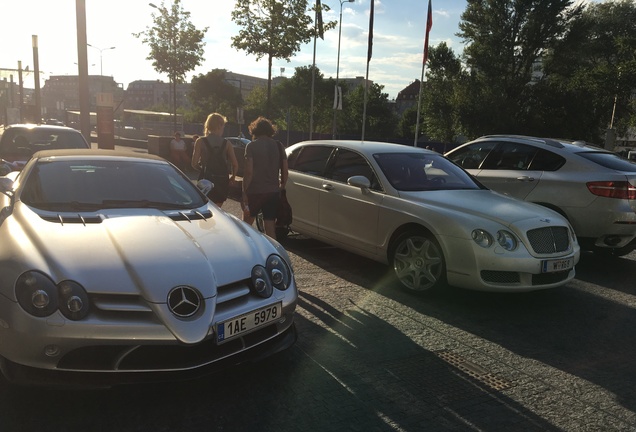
[
  {"left": 284, "top": 140, "right": 580, "bottom": 293},
  {"left": 0, "top": 149, "right": 297, "bottom": 387},
  {"left": 44, "top": 119, "right": 65, "bottom": 126},
  {"left": 225, "top": 136, "right": 251, "bottom": 177},
  {"left": 445, "top": 135, "right": 636, "bottom": 256},
  {"left": 0, "top": 124, "right": 90, "bottom": 171}
]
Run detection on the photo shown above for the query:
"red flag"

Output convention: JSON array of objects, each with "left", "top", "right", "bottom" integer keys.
[
  {"left": 367, "top": 0, "right": 374, "bottom": 62},
  {"left": 423, "top": 0, "right": 433, "bottom": 65}
]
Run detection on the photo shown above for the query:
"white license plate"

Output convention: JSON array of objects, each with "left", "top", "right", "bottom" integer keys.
[
  {"left": 541, "top": 257, "right": 574, "bottom": 273},
  {"left": 217, "top": 303, "right": 282, "bottom": 343}
]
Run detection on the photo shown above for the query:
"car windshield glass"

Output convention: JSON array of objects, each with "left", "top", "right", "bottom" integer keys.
[
  {"left": 0, "top": 128, "right": 87, "bottom": 159},
  {"left": 20, "top": 159, "right": 207, "bottom": 211},
  {"left": 576, "top": 151, "right": 636, "bottom": 172},
  {"left": 374, "top": 153, "right": 482, "bottom": 191}
]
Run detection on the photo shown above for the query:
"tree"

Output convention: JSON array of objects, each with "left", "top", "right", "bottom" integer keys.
[
  {"left": 541, "top": 0, "right": 636, "bottom": 142},
  {"left": 231, "top": 0, "right": 336, "bottom": 116},
  {"left": 271, "top": 66, "right": 334, "bottom": 133},
  {"left": 339, "top": 83, "right": 397, "bottom": 140},
  {"left": 188, "top": 69, "right": 243, "bottom": 124},
  {"left": 134, "top": 0, "right": 207, "bottom": 131},
  {"left": 456, "top": 0, "right": 582, "bottom": 136}
]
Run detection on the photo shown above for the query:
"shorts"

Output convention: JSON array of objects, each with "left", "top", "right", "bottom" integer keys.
[{"left": 247, "top": 191, "right": 280, "bottom": 220}]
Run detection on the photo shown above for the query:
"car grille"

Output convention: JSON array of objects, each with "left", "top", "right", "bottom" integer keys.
[
  {"left": 58, "top": 280, "right": 286, "bottom": 372},
  {"left": 480, "top": 271, "right": 520, "bottom": 284},
  {"left": 526, "top": 227, "right": 570, "bottom": 254},
  {"left": 531, "top": 271, "right": 570, "bottom": 286}
]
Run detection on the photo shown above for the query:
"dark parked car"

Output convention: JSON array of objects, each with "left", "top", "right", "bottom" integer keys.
[
  {"left": 225, "top": 136, "right": 250, "bottom": 177},
  {"left": 0, "top": 124, "right": 90, "bottom": 171}
]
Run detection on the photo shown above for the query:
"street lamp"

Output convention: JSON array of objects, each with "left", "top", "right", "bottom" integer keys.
[
  {"left": 87, "top": 44, "right": 116, "bottom": 76},
  {"left": 332, "top": 0, "right": 354, "bottom": 139}
]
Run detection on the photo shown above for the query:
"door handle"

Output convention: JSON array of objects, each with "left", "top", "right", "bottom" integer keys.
[
  {"left": 322, "top": 183, "right": 334, "bottom": 191},
  {"left": 516, "top": 176, "right": 535, "bottom": 182}
]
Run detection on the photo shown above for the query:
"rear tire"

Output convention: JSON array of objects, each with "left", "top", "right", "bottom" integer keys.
[
  {"left": 255, "top": 211, "right": 289, "bottom": 241},
  {"left": 389, "top": 231, "right": 446, "bottom": 292}
]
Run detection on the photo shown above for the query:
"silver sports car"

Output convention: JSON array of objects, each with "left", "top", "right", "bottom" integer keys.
[{"left": 0, "top": 150, "right": 297, "bottom": 387}]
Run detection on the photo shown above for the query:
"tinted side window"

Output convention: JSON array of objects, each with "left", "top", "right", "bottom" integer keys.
[
  {"left": 325, "top": 149, "right": 381, "bottom": 190},
  {"left": 447, "top": 142, "right": 497, "bottom": 169},
  {"left": 578, "top": 152, "right": 636, "bottom": 171},
  {"left": 528, "top": 149, "right": 565, "bottom": 171},
  {"left": 289, "top": 145, "right": 333, "bottom": 176},
  {"left": 485, "top": 142, "right": 537, "bottom": 170}
]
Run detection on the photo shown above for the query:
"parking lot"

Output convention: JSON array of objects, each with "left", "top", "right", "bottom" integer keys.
[{"left": 0, "top": 194, "right": 634, "bottom": 431}]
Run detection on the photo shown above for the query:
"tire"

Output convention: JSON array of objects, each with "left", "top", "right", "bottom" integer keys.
[
  {"left": 390, "top": 231, "right": 446, "bottom": 292},
  {"left": 594, "top": 245, "right": 634, "bottom": 258}
]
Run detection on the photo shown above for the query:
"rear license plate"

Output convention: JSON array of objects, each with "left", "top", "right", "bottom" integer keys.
[
  {"left": 217, "top": 302, "right": 282, "bottom": 343},
  {"left": 541, "top": 257, "right": 574, "bottom": 273}
]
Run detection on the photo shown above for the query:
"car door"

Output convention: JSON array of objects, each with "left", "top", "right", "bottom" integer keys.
[
  {"left": 475, "top": 141, "right": 543, "bottom": 200},
  {"left": 286, "top": 145, "right": 335, "bottom": 235},
  {"left": 318, "top": 148, "right": 383, "bottom": 255}
]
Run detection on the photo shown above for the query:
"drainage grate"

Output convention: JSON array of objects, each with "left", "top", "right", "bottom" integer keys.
[{"left": 435, "top": 350, "right": 511, "bottom": 391}]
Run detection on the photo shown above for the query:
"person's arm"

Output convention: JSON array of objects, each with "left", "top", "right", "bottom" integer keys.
[
  {"left": 191, "top": 138, "right": 203, "bottom": 171},
  {"left": 226, "top": 141, "right": 239, "bottom": 181},
  {"left": 242, "top": 157, "right": 254, "bottom": 210}
]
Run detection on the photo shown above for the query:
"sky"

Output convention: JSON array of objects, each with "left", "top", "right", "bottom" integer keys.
[{"left": 0, "top": 0, "right": 479, "bottom": 99}]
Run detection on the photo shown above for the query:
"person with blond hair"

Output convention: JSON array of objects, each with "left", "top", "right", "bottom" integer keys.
[
  {"left": 191, "top": 113, "right": 238, "bottom": 207},
  {"left": 242, "top": 116, "right": 288, "bottom": 239}
]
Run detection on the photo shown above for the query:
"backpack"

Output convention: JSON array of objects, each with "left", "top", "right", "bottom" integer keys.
[{"left": 201, "top": 137, "right": 228, "bottom": 179}]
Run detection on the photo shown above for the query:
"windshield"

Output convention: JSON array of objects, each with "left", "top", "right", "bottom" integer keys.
[
  {"left": 374, "top": 152, "right": 483, "bottom": 191},
  {"left": 20, "top": 159, "right": 207, "bottom": 212}
]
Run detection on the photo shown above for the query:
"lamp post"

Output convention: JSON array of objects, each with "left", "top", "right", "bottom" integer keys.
[
  {"left": 87, "top": 44, "right": 116, "bottom": 76},
  {"left": 332, "top": 0, "right": 354, "bottom": 139}
]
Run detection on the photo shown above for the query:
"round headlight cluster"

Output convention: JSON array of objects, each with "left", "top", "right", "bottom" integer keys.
[
  {"left": 250, "top": 254, "right": 292, "bottom": 298},
  {"left": 16, "top": 271, "right": 90, "bottom": 320},
  {"left": 472, "top": 229, "right": 518, "bottom": 251}
]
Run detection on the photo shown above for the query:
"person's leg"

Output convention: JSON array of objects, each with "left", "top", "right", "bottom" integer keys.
[{"left": 263, "top": 219, "right": 276, "bottom": 238}]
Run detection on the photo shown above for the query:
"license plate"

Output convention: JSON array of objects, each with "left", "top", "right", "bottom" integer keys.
[
  {"left": 541, "top": 257, "right": 574, "bottom": 273},
  {"left": 217, "top": 303, "right": 282, "bottom": 343}
]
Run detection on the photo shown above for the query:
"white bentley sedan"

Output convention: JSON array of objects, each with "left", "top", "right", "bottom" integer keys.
[
  {"left": 0, "top": 150, "right": 297, "bottom": 387},
  {"left": 284, "top": 140, "right": 580, "bottom": 293}
]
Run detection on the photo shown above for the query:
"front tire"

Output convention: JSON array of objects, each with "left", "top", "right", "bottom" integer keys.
[{"left": 390, "top": 231, "right": 446, "bottom": 292}]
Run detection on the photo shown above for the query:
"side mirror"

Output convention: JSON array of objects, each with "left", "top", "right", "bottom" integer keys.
[
  {"left": 348, "top": 175, "right": 371, "bottom": 189},
  {"left": 0, "top": 177, "right": 14, "bottom": 195}
]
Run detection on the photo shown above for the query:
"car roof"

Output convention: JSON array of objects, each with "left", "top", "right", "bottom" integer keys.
[
  {"left": 465, "top": 135, "right": 607, "bottom": 154},
  {"left": 32, "top": 149, "right": 167, "bottom": 162},
  {"left": 1, "top": 123, "right": 80, "bottom": 133},
  {"left": 292, "top": 140, "right": 434, "bottom": 157}
]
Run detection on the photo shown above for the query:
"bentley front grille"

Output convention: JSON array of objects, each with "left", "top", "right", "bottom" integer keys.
[{"left": 526, "top": 226, "right": 570, "bottom": 254}]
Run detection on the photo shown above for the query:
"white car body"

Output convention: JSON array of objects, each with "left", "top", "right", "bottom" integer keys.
[
  {"left": 0, "top": 150, "right": 297, "bottom": 386},
  {"left": 285, "top": 140, "right": 580, "bottom": 293}
]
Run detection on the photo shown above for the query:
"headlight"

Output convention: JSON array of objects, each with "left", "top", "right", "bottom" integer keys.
[
  {"left": 16, "top": 272, "right": 90, "bottom": 320},
  {"left": 472, "top": 229, "right": 493, "bottom": 248},
  {"left": 58, "top": 280, "right": 90, "bottom": 320},
  {"left": 251, "top": 265, "right": 273, "bottom": 298},
  {"left": 266, "top": 254, "right": 291, "bottom": 291},
  {"left": 496, "top": 230, "right": 518, "bottom": 251},
  {"left": 250, "top": 254, "right": 292, "bottom": 298},
  {"left": 16, "top": 272, "right": 59, "bottom": 317}
]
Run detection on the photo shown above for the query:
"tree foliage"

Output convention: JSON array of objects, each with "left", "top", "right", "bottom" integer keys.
[
  {"left": 188, "top": 69, "right": 243, "bottom": 123},
  {"left": 231, "top": 0, "right": 336, "bottom": 115},
  {"left": 134, "top": 0, "right": 207, "bottom": 127}
]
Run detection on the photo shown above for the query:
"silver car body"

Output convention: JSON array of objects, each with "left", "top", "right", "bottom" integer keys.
[
  {"left": 0, "top": 150, "right": 297, "bottom": 386},
  {"left": 445, "top": 135, "right": 636, "bottom": 253},
  {"left": 285, "top": 140, "right": 580, "bottom": 292}
]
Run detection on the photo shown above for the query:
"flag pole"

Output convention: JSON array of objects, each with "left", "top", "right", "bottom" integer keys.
[
  {"left": 414, "top": 0, "right": 433, "bottom": 146},
  {"left": 362, "top": 0, "right": 374, "bottom": 141}
]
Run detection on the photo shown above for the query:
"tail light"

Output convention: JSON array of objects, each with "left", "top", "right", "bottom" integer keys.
[{"left": 586, "top": 181, "right": 636, "bottom": 200}]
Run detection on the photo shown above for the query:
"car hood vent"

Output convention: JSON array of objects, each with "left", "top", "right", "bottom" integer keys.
[
  {"left": 41, "top": 214, "right": 105, "bottom": 225},
  {"left": 166, "top": 210, "right": 213, "bottom": 222},
  {"left": 39, "top": 210, "right": 212, "bottom": 225}
]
